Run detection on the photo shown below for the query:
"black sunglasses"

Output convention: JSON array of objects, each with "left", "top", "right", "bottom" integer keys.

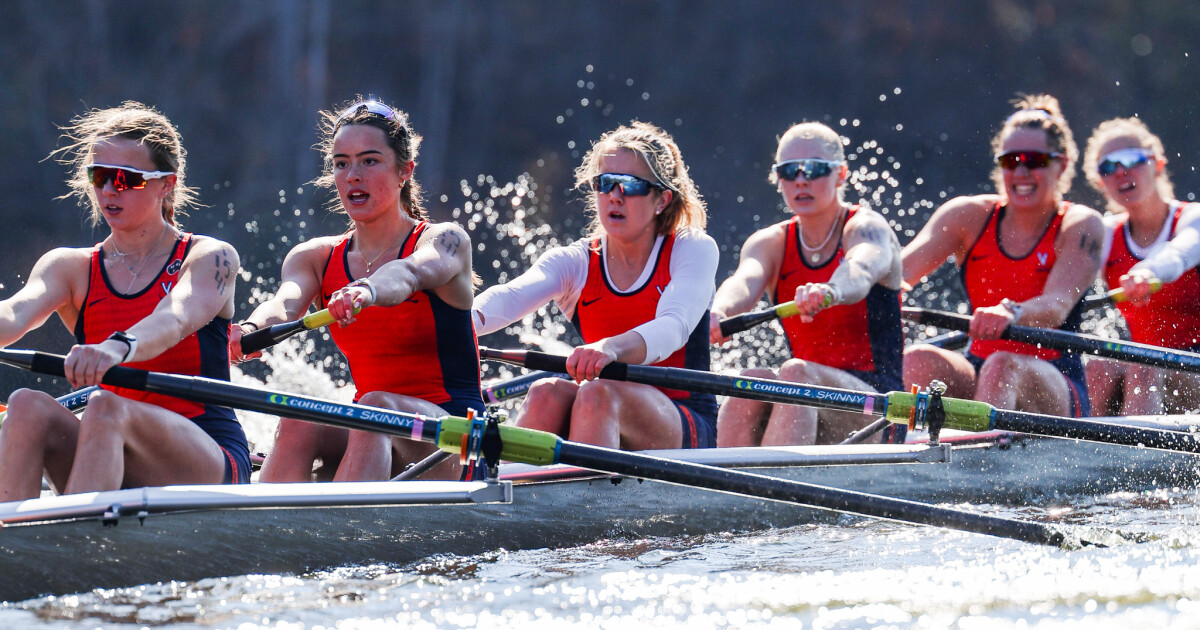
[
  {"left": 994, "top": 151, "right": 1063, "bottom": 170},
  {"left": 590, "top": 173, "right": 666, "bottom": 197}
]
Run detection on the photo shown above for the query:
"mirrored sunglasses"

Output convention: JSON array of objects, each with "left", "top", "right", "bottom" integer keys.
[
  {"left": 590, "top": 173, "right": 666, "bottom": 197},
  {"left": 85, "top": 164, "right": 173, "bottom": 191},
  {"left": 994, "top": 150, "right": 1063, "bottom": 170},
  {"left": 337, "top": 101, "right": 399, "bottom": 123},
  {"left": 1097, "top": 148, "right": 1155, "bottom": 177},
  {"left": 772, "top": 159, "right": 842, "bottom": 182}
]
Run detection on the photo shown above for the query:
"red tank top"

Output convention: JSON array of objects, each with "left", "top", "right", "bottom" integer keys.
[
  {"left": 572, "top": 235, "right": 714, "bottom": 407},
  {"left": 75, "top": 233, "right": 234, "bottom": 419},
  {"left": 320, "top": 223, "right": 483, "bottom": 405},
  {"left": 1105, "top": 202, "right": 1200, "bottom": 349},
  {"left": 774, "top": 207, "right": 903, "bottom": 376},
  {"left": 963, "top": 201, "right": 1075, "bottom": 360}
]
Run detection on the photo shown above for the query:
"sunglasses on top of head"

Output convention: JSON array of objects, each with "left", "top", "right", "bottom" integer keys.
[
  {"left": 85, "top": 164, "right": 174, "bottom": 192},
  {"left": 590, "top": 173, "right": 667, "bottom": 197},
  {"left": 1097, "top": 148, "right": 1155, "bottom": 177},
  {"left": 772, "top": 159, "right": 843, "bottom": 182},
  {"left": 993, "top": 150, "right": 1064, "bottom": 170},
  {"left": 337, "top": 101, "right": 399, "bottom": 124}
]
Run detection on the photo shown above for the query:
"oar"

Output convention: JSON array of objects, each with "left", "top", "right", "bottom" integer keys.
[
  {"left": 239, "top": 307, "right": 359, "bottom": 355},
  {"left": 0, "top": 349, "right": 1086, "bottom": 547},
  {"left": 482, "top": 370, "right": 566, "bottom": 404},
  {"left": 0, "top": 385, "right": 99, "bottom": 424},
  {"left": 902, "top": 307, "right": 1200, "bottom": 375},
  {"left": 478, "top": 347, "right": 1200, "bottom": 455},
  {"left": 720, "top": 284, "right": 1158, "bottom": 339}
]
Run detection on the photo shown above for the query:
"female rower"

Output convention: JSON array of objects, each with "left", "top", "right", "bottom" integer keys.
[
  {"left": 473, "top": 122, "right": 719, "bottom": 450},
  {"left": 902, "top": 94, "right": 1104, "bottom": 416},
  {"left": 235, "top": 98, "right": 483, "bottom": 482},
  {"left": 710, "top": 122, "right": 904, "bottom": 446},
  {"left": 0, "top": 102, "right": 247, "bottom": 500},
  {"left": 1082, "top": 118, "right": 1200, "bottom": 415}
]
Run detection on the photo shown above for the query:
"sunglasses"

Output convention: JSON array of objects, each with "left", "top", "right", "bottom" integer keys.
[
  {"left": 1097, "top": 148, "right": 1155, "bottom": 177},
  {"left": 993, "top": 151, "right": 1063, "bottom": 170},
  {"left": 590, "top": 173, "right": 666, "bottom": 197},
  {"left": 337, "top": 100, "right": 399, "bottom": 123},
  {"left": 85, "top": 164, "right": 173, "bottom": 191},
  {"left": 772, "top": 159, "right": 843, "bottom": 182}
]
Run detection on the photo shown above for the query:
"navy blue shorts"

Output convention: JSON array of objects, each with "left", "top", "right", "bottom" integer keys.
[
  {"left": 967, "top": 353, "right": 1090, "bottom": 418},
  {"left": 192, "top": 414, "right": 251, "bottom": 484},
  {"left": 846, "top": 369, "right": 902, "bottom": 394},
  {"left": 676, "top": 402, "right": 717, "bottom": 449}
]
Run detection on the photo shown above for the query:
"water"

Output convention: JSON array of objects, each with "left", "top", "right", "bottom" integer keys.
[{"left": 6, "top": 491, "right": 1200, "bottom": 628}]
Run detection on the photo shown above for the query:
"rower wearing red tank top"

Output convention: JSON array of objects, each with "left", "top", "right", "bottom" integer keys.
[
  {"left": 903, "top": 94, "right": 1104, "bottom": 417},
  {"left": 1082, "top": 118, "right": 1200, "bottom": 415},
  {"left": 473, "top": 122, "right": 719, "bottom": 450},
  {"left": 710, "top": 122, "right": 904, "bottom": 446},
  {"left": 0, "top": 102, "right": 248, "bottom": 500},
  {"left": 233, "top": 98, "right": 483, "bottom": 482}
]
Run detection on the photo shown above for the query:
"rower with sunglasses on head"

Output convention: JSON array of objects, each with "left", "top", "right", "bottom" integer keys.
[
  {"left": 710, "top": 122, "right": 904, "bottom": 446},
  {"left": 903, "top": 94, "right": 1104, "bottom": 417},
  {"left": 0, "top": 102, "right": 249, "bottom": 500},
  {"left": 473, "top": 122, "right": 719, "bottom": 450},
  {"left": 1081, "top": 118, "right": 1200, "bottom": 415},
  {"left": 232, "top": 98, "right": 484, "bottom": 482}
]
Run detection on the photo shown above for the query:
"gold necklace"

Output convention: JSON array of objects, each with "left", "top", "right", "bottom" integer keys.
[
  {"left": 109, "top": 223, "right": 172, "bottom": 293},
  {"left": 356, "top": 229, "right": 406, "bottom": 274},
  {"left": 798, "top": 207, "right": 844, "bottom": 263}
]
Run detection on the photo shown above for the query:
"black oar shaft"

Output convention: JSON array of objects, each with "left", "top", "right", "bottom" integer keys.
[
  {"left": 902, "top": 308, "right": 1200, "bottom": 374},
  {"left": 487, "top": 348, "right": 885, "bottom": 415},
  {"left": 482, "top": 371, "right": 565, "bottom": 404},
  {"left": 991, "top": 411, "right": 1200, "bottom": 454},
  {"left": 559, "top": 441, "right": 1065, "bottom": 545},
  {"left": 240, "top": 320, "right": 306, "bottom": 354}
]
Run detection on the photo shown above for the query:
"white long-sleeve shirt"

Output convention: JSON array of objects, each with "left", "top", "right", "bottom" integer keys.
[
  {"left": 1100, "top": 201, "right": 1200, "bottom": 282},
  {"left": 473, "top": 228, "right": 718, "bottom": 364}
]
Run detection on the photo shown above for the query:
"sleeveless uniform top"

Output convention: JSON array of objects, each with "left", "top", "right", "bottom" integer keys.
[
  {"left": 962, "top": 201, "right": 1086, "bottom": 362},
  {"left": 1105, "top": 202, "right": 1200, "bottom": 349},
  {"left": 571, "top": 235, "right": 719, "bottom": 417},
  {"left": 74, "top": 233, "right": 237, "bottom": 422},
  {"left": 320, "top": 222, "right": 484, "bottom": 410},
  {"left": 773, "top": 207, "right": 903, "bottom": 384}
]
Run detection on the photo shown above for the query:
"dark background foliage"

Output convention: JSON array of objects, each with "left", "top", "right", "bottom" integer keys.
[{"left": 1, "top": 0, "right": 1196, "bottom": 395}]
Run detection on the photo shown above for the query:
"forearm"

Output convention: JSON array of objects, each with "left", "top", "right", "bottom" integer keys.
[
  {"left": 601, "top": 330, "right": 648, "bottom": 365},
  {"left": 827, "top": 258, "right": 879, "bottom": 305},
  {"left": 712, "top": 279, "right": 761, "bottom": 316}
]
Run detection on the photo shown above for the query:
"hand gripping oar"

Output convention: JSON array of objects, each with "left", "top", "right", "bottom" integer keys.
[
  {"left": 901, "top": 307, "right": 1200, "bottom": 375},
  {"left": 239, "top": 307, "right": 359, "bottom": 355},
  {"left": 0, "top": 349, "right": 1084, "bottom": 547},
  {"left": 478, "top": 347, "right": 1200, "bottom": 456},
  {"left": 720, "top": 283, "right": 1158, "bottom": 339}
]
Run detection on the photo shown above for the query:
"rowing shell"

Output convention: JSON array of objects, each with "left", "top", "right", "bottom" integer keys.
[{"left": 0, "top": 432, "right": 1195, "bottom": 601}]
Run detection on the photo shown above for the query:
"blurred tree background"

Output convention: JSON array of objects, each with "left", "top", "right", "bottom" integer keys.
[{"left": 0, "top": 0, "right": 1196, "bottom": 395}]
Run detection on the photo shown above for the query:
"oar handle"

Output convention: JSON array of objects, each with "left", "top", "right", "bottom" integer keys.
[
  {"left": 480, "top": 347, "right": 629, "bottom": 381},
  {"left": 238, "top": 307, "right": 357, "bottom": 355},
  {"left": 1083, "top": 279, "right": 1163, "bottom": 309},
  {"left": 718, "top": 302, "right": 801, "bottom": 337}
]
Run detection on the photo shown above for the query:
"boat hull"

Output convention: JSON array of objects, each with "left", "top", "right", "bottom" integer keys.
[{"left": 1, "top": 437, "right": 1196, "bottom": 601}]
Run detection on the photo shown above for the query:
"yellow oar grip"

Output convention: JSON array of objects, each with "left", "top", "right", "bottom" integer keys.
[
  {"left": 775, "top": 302, "right": 801, "bottom": 318},
  {"left": 300, "top": 306, "right": 362, "bottom": 330},
  {"left": 1110, "top": 278, "right": 1163, "bottom": 303}
]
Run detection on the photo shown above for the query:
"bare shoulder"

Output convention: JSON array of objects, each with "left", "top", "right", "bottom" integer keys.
[
  {"left": 742, "top": 219, "right": 789, "bottom": 252},
  {"left": 1062, "top": 202, "right": 1103, "bottom": 227},
  {"left": 35, "top": 246, "right": 93, "bottom": 271},
  {"left": 185, "top": 234, "right": 238, "bottom": 258},
  {"left": 844, "top": 205, "right": 900, "bottom": 246},
  {"left": 281, "top": 233, "right": 341, "bottom": 265},
  {"left": 419, "top": 221, "right": 471, "bottom": 256},
  {"left": 937, "top": 194, "right": 998, "bottom": 221}
]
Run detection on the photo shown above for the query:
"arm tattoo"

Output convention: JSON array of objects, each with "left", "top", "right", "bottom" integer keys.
[
  {"left": 438, "top": 230, "right": 462, "bottom": 257},
  {"left": 213, "top": 250, "right": 233, "bottom": 295},
  {"left": 1079, "top": 234, "right": 1102, "bottom": 265}
]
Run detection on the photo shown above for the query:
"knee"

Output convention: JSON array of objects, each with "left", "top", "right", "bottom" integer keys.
[
  {"left": 739, "top": 367, "right": 776, "bottom": 379},
  {"left": 903, "top": 345, "right": 943, "bottom": 374},
  {"left": 777, "top": 359, "right": 815, "bottom": 383},
  {"left": 78, "top": 390, "right": 129, "bottom": 431},
  {"left": 976, "top": 353, "right": 1023, "bottom": 391},
  {"left": 572, "top": 380, "right": 621, "bottom": 415},
  {"left": 1, "top": 388, "right": 57, "bottom": 434},
  {"left": 356, "top": 390, "right": 395, "bottom": 409},
  {"left": 525, "top": 378, "right": 575, "bottom": 406}
]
